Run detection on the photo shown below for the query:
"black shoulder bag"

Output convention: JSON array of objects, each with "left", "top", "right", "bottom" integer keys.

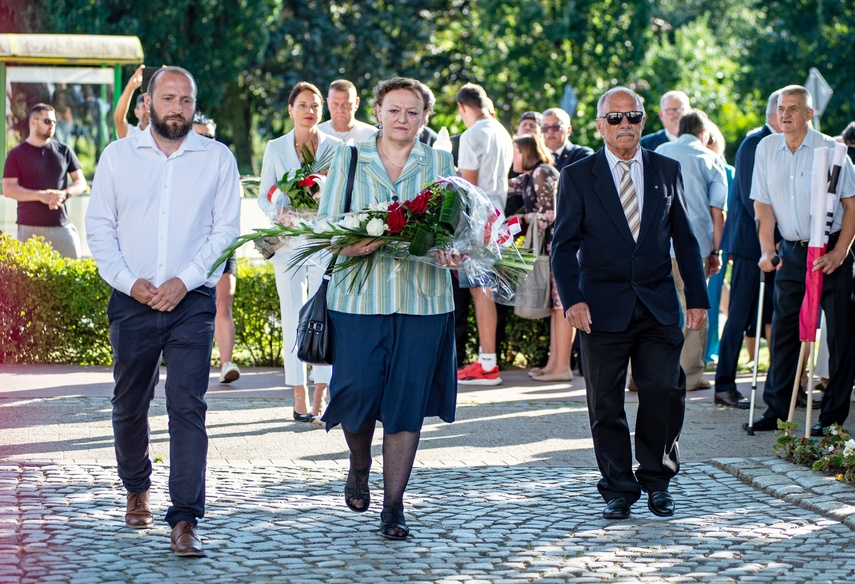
[{"left": 295, "top": 146, "right": 357, "bottom": 365}]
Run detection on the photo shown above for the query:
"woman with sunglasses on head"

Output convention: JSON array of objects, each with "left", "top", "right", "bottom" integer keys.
[
  {"left": 317, "top": 77, "right": 456, "bottom": 541},
  {"left": 508, "top": 134, "right": 575, "bottom": 383},
  {"left": 259, "top": 82, "right": 341, "bottom": 423}
]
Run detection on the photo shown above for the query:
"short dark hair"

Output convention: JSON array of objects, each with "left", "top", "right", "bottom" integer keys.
[
  {"left": 678, "top": 109, "right": 709, "bottom": 138},
  {"left": 135, "top": 94, "right": 146, "bottom": 107},
  {"left": 519, "top": 111, "right": 542, "bottom": 125},
  {"left": 329, "top": 79, "right": 356, "bottom": 95},
  {"left": 28, "top": 103, "right": 55, "bottom": 120},
  {"left": 456, "top": 83, "right": 489, "bottom": 110},
  {"left": 148, "top": 66, "right": 197, "bottom": 97},
  {"left": 513, "top": 134, "right": 552, "bottom": 171},
  {"left": 193, "top": 112, "right": 217, "bottom": 136},
  {"left": 841, "top": 121, "right": 855, "bottom": 147},
  {"left": 288, "top": 82, "right": 323, "bottom": 107},
  {"left": 371, "top": 77, "right": 435, "bottom": 117}
]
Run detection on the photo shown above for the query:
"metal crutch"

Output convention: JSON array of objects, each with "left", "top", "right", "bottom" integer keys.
[{"left": 745, "top": 255, "right": 778, "bottom": 435}]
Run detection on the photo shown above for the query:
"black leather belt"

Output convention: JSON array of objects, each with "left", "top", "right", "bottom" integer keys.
[{"left": 791, "top": 231, "right": 840, "bottom": 247}]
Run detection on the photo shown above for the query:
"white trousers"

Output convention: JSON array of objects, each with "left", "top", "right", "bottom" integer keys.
[{"left": 271, "top": 244, "right": 332, "bottom": 386}]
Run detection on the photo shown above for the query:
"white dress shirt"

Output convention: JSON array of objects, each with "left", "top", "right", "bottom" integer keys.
[
  {"left": 751, "top": 127, "right": 855, "bottom": 241},
  {"left": 86, "top": 127, "right": 241, "bottom": 295},
  {"left": 604, "top": 146, "right": 645, "bottom": 214}
]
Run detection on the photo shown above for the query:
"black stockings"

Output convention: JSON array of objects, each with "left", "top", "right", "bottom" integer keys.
[{"left": 342, "top": 422, "right": 421, "bottom": 513}]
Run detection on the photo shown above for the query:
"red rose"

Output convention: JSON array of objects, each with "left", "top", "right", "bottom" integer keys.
[
  {"left": 404, "top": 192, "right": 430, "bottom": 215},
  {"left": 267, "top": 185, "right": 279, "bottom": 202},
  {"left": 386, "top": 206, "right": 407, "bottom": 234}
]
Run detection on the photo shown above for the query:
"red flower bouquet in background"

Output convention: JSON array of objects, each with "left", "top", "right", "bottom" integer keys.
[{"left": 266, "top": 145, "right": 334, "bottom": 211}]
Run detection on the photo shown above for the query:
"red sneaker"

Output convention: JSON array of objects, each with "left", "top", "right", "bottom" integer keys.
[{"left": 457, "top": 362, "right": 502, "bottom": 386}]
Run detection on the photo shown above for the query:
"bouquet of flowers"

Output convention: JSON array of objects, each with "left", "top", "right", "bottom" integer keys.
[
  {"left": 266, "top": 144, "right": 334, "bottom": 214},
  {"left": 211, "top": 176, "right": 533, "bottom": 303}
]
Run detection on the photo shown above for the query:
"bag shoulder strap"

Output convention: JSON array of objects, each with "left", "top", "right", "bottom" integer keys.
[
  {"left": 344, "top": 145, "right": 357, "bottom": 213},
  {"left": 325, "top": 145, "right": 359, "bottom": 277}
]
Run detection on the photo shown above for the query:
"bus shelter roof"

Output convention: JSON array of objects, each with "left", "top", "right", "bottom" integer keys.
[{"left": 0, "top": 34, "right": 143, "bottom": 65}]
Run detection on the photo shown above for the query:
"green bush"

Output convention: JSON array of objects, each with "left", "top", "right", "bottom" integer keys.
[
  {"left": 0, "top": 235, "right": 549, "bottom": 367},
  {"left": 231, "top": 260, "right": 283, "bottom": 367},
  {"left": 0, "top": 235, "right": 112, "bottom": 364}
]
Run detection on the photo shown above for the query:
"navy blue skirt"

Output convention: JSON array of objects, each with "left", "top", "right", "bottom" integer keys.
[{"left": 321, "top": 311, "right": 457, "bottom": 434}]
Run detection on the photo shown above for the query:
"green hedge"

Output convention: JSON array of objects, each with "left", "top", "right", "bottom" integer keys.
[
  {"left": 0, "top": 235, "right": 549, "bottom": 367},
  {"left": 0, "top": 235, "right": 113, "bottom": 364}
]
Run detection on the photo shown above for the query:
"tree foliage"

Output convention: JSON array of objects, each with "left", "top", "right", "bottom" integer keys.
[{"left": 5, "top": 0, "right": 855, "bottom": 168}]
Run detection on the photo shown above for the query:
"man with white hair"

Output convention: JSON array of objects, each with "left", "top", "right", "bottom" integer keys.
[
  {"left": 552, "top": 86, "right": 707, "bottom": 520},
  {"left": 750, "top": 85, "right": 855, "bottom": 436},
  {"left": 540, "top": 107, "right": 593, "bottom": 171},
  {"left": 639, "top": 90, "right": 691, "bottom": 151}
]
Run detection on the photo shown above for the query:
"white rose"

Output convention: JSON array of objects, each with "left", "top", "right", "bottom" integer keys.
[
  {"left": 338, "top": 214, "right": 362, "bottom": 230},
  {"left": 370, "top": 201, "right": 392, "bottom": 212},
  {"left": 366, "top": 217, "right": 387, "bottom": 236}
]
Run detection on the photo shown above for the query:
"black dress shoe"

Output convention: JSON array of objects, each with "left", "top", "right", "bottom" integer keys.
[
  {"left": 292, "top": 410, "right": 314, "bottom": 422},
  {"left": 795, "top": 389, "right": 822, "bottom": 409},
  {"left": 714, "top": 390, "right": 750, "bottom": 409},
  {"left": 749, "top": 414, "right": 779, "bottom": 432},
  {"left": 810, "top": 423, "right": 826, "bottom": 437},
  {"left": 602, "top": 497, "right": 631, "bottom": 520},
  {"left": 647, "top": 491, "right": 675, "bottom": 517}
]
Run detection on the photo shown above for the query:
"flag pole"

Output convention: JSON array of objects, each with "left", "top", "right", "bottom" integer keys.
[
  {"left": 804, "top": 340, "right": 816, "bottom": 439},
  {"left": 787, "top": 343, "right": 808, "bottom": 423}
]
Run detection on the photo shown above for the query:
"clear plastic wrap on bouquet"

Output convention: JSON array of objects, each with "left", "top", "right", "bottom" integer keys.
[
  {"left": 374, "top": 176, "right": 527, "bottom": 304},
  {"left": 264, "top": 175, "right": 326, "bottom": 228}
]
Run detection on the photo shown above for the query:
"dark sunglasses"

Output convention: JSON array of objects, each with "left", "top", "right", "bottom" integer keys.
[
  {"left": 600, "top": 111, "right": 644, "bottom": 125},
  {"left": 35, "top": 118, "right": 58, "bottom": 126}
]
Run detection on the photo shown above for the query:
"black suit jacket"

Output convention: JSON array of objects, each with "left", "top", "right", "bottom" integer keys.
[
  {"left": 554, "top": 142, "right": 594, "bottom": 172},
  {"left": 552, "top": 148, "right": 709, "bottom": 333},
  {"left": 639, "top": 129, "right": 669, "bottom": 151},
  {"left": 719, "top": 125, "right": 772, "bottom": 260}
]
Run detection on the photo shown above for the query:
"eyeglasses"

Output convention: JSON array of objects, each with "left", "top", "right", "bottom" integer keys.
[
  {"left": 540, "top": 124, "right": 564, "bottom": 133},
  {"left": 34, "top": 118, "right": 57, "bottom": 126},
  {"left": 599, "top": 111, "right": 644, "bottom": 125},
  {"left": 662, "top": 107, "right": 684, "bottom": 116}
]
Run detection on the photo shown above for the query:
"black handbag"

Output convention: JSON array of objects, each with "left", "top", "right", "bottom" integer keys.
[{"left": 295, "top": 146, "right": 357, "bottom": 365}]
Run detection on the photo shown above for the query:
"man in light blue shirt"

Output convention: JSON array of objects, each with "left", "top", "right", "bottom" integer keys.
[
  {"left": 656, "top": 109, "right": 727, "bottom": 391},
  {"left": 750, "top": 85, "right": 855, "bottom": 435}
]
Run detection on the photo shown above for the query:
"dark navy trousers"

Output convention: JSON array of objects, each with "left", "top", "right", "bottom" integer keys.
[{"left": 108, "top": 286, "right": 215, "bottom": 528}]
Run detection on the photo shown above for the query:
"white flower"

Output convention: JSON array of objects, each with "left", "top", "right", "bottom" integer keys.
[
  {"left": 313, "top": 219, "right": 332, "bottom": 234},
  {"left": 844, "top": 439, "right": 855, "bottom": 457},
  {"left": 369, "top": 201, "right": 392, "bottom": 212},
  {"left": 338, "top": 214, "right": 362, "bottom": 230},
  {"left": 366, "top": 217, "right": 387, "bottom": 236}
]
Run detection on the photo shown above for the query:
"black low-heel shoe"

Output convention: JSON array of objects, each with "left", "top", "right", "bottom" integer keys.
[
  {"left": 380, "top": 507, "right": 409, "bottom": 540},
  {"left": 292, "top": 411, "right": 313, "bottom": 422}
]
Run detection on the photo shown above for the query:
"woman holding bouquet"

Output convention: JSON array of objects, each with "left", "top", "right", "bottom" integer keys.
[
  {"left": 507, "top": 134, "right": 574, "bottom": 382},
  {"left": 317, "top": 77, "right": 456, "bottom": 540},
  {"left": 259, "top": 82, "right": 341, "bottom": 422}
]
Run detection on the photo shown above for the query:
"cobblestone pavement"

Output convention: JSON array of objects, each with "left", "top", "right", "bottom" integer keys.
[{"left": 1, "top": 365, "right": 854, "bottom": 583}]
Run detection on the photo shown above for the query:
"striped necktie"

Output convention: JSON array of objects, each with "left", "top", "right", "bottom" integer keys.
[{"left": 618, "top": 160, "right": 640, "bottom": 241}]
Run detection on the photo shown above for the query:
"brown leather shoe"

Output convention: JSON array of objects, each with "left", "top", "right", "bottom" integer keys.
[
  {"left": 171, "top": 520, "right": 205, "bottom": 557},
  {"left": 125, "top": 491, "right": 154, "bottom": 529}
]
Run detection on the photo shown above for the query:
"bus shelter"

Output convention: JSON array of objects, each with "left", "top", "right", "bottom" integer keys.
[{"left": 0, "top": 33, "right": 144, "bottom": 172}]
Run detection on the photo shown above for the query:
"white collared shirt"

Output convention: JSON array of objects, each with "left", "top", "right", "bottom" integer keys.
[
  {"left": 317, "top": 120, "right": 377, "bottom": 145},
  {"left": 86, "top": 127, "right": 242, "bottom": 295},
  {"left": 750, "top": 127, "right": 855, "bottom": 241},
  {"left": 604, "top": 146, "right": 645, "bottom": 213}
]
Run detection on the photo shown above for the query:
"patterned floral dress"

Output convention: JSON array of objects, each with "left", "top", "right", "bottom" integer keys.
[{"left": 506, "top": 163, "right": 562, "bottom": 309}]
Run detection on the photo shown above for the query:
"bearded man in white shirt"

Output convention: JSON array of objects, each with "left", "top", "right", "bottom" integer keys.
[{"left": 86, "top": 66, "right": 241, "bottom": 558}]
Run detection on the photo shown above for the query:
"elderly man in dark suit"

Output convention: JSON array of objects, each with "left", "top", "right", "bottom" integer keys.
[
  {"left": 713, "top": 90, "right": 783, "bottom": 408},
  {"left": 552, "top": 86, "right": 709, "bottom": 520},
  {"left": 639, "top": 90, "right": 691, "bottom": 151}
]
